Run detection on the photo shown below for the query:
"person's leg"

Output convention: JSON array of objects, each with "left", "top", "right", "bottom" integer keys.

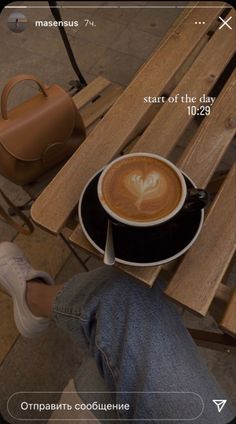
[
  {"left": 26, "top": 281, "right": 63, "bottom": 318},
  {"left": 27, "top": 266, "right": 236, "bottom": 423}
]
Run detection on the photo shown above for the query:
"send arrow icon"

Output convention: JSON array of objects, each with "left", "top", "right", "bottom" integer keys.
[{"left": 213, "top": 400, "right": 227, "bottom": 412}]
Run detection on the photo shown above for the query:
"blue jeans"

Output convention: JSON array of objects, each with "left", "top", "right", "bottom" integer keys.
[{"left": 53, "top": 266, "right": 236, "bottom": 423}]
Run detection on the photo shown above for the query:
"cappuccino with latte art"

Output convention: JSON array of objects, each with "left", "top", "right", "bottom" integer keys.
[{"left": 98, "top": 153, "right": 187, "bottom": 227}]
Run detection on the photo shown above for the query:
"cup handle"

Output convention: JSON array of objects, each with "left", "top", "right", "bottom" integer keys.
[{"left": 183, "top": 188, "right": 209, "bottom": 212}]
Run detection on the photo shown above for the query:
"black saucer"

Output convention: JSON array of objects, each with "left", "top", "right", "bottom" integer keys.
[{"left": 79, "top": 171, "right": 204, "bottom": 266}]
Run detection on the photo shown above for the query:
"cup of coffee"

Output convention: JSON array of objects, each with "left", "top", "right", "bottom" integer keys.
[{"left": 97, "top": 153, "right": 208, "bottom": 227}]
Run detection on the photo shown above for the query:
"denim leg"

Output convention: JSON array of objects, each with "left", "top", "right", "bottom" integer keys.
[{"left": 53, "top": 266, "right": 236, "bottom": 423}]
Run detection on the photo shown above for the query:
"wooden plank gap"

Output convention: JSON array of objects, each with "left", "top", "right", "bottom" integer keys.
[{"left": 73, "top": 76, "right": 112, "bottom": 110}]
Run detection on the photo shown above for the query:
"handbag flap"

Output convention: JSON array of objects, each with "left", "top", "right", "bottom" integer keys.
[{"left": 0, "top": 84, "right": 76, "bottom": 161}]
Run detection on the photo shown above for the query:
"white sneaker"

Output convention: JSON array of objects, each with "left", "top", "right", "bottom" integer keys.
[{"left": 0, "top": 241, "right": 54, "bottom": 338}]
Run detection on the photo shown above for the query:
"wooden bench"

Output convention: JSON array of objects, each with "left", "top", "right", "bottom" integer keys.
[{"left": 31, "top": 3, "right": 236, "bottom": 351}]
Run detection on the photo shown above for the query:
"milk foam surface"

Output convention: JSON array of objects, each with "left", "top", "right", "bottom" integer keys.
[{"left": 101, "top": 156, "right": 182, "bottom": 222}]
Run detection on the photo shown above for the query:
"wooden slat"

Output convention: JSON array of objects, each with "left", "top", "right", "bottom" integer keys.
[
  {"left": 31, "top": 5, "right": 223, "bottom": 234},
  {"left": 132, "top": 10, "right": 235, "bottom": 157},
  {"left": 210, "top": 283, "right": 233, "bottom": 323},
  {"left": 220, "top": 289, "right": 236, "bottom": 337},
  {"left": 117, "top": 263, "right": 158, "bottom": 286},
  {"left": 178, "top": 70, "right": 236, "bottom": 186},
  {"left": 73, "top": 76, "right": 112, "bottom": 110},
  {"left": 188, "top": 329, "right": 236, "bottom": 353},
  {"left": 69, "top": 224, "right": 158, "bottom": 285},
  {"left": 80, "top": 84, "right": 124, "bottom": 128},
  {"left": 165, "top": 164, "right": 236, "bottom": 316},
  {"left": 215, "top": 283, "right": 233, "bottom": 304}
]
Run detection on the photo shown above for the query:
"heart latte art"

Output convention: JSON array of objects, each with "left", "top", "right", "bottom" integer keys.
[
  {"left": 101, "top": 156, "right": 183, "bottom": 223},
  {"left": 126, "top": 172, "right": 163, "bottom": 209}
]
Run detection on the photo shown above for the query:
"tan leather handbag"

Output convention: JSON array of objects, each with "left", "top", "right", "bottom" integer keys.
[{"left": 0, "top": 74, "right": 86, "bottom": 185}]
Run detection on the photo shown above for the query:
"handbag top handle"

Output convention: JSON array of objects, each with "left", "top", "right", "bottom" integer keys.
[{"left": 1, "top": 74, "right": 48, "bottom": 120}]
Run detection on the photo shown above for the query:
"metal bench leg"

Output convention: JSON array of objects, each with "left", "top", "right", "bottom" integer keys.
[{"left": 59, "top": 231, "right": 89, "bottom": 272}]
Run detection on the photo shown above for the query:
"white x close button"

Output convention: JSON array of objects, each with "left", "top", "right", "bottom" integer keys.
[{"left": 219, "top": 16, "right": 232, "bottom": 30}]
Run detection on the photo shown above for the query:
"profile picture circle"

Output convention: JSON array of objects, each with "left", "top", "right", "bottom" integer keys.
[{"left": 8, "top": 12, "right": 28, "bottom": 33}]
